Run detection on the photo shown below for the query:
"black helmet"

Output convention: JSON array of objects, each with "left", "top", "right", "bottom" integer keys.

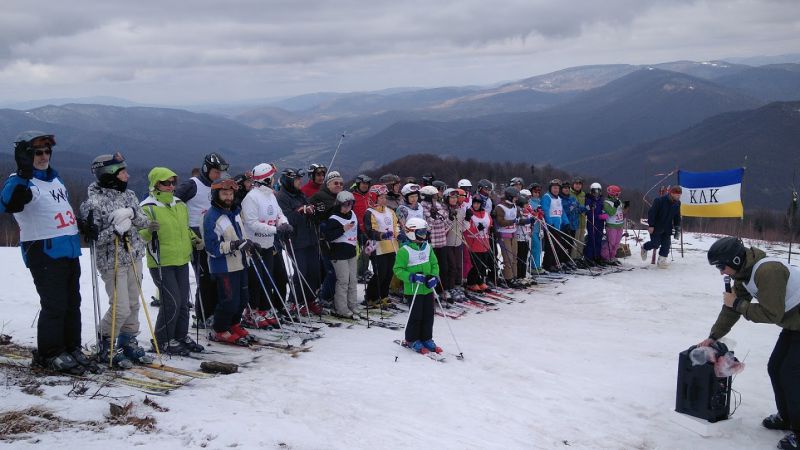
[
  {"left": 561, "top": 181, "right": 570, "bottom": 189},
  {"left": 308, "top": 163, "right": 327, "bottom": 178},
  {"left": 477, "top": 179, "right": 493, "bottom": 191},
  {"left": 707, "top": 237, "right": 746, "bottom": 271},
  {"left": 280, "top": 168, "right": 304, "bottom": 193},
  {"left": 572, "top": 176, "right": 584, "bottom": 185},
  {"left": 202, "top": 153, "right": 229, "bottom": 179},
  {"left": 529, "top": 182, "right": 541, "bottom": 191},
  {"left": 421, "top": 173, "right": 436, "bottom": 186},
  {"left": 379, "top": 173, "right": 400, "bottom": 186},
  {"left": 91, "top": 152, "right": 128, "bottom": 191},
  {"left": 432, "top": 180, "right": 447, "bottom": 191},
  {"left": 355, "top": 174, "right": 372, "bottom": 185},
  {"left": 504, "top": 186, "right": 520, "bottom": 201}
]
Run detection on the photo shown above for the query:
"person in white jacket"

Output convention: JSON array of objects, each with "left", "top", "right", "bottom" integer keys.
[{"left": 241, "top": 163, "right": 293, "bottom": 327}]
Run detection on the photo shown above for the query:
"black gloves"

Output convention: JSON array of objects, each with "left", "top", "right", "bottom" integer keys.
[
  {"left": 230, "top": 239, "right": 254, "bottom": 253},
  {"left": 623, "top": 200, "right": 630, "bottom": 209},
  {"left": 612, "top": 198, "right": 620, "bottom": 208},
  {"left": 13, "top": 141, "right": 35, "bottom": 180},
  {"left": 477, "top": 223, "right": 485, "bottom": 231},
  {"left": 464, "top": 209, "right": 473, "bottom": 221},
  {"left": 78, "top": 218, "right": 99, "bottom": 242},
  {"left": 276, "top": 223, "right": 294, "bottom": 239}
]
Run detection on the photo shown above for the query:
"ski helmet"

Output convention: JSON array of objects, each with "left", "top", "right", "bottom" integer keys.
[
  {"left": 607, "top": 185, "right": 621, "bottom": 197},
  {"left": 279, "top": 168, "right": 304, "bottom": 193},
  {"left": 202, "top": 153, "right": 229, "bottom": 179},
  {"left": 572, "top": 176, "right": 584, "bottom": 185},
  {"left": 404, "top": 217, "right": 428, "bottom": 242},
  {"left": 401, "top": 183, "right": 420, "bottom": 199},
  {"left": 354, "top": 174, "right": 372, "bottom": 185},
  {"left": 210, "top": 172, "right": 238, "bottom": 207},
  {"left": 308, "top": 163, "right": 327, "bottom": 178},
  {"left": 14, "top": 130, "right": 56, "bottom": 162},
  {"left": 509, "top": 177, "right": 524, "bottom": 187},
  {"left": 421, "top": 173, "right": 436, "bottom": 186},
  {"left": 529, "top": 182, "right": 541, "bottom": 192},
  {"left": 335, "top": 190, "right": 355, "bottom": 205},
  {"left": 516, "top": 189, "right": 530, "bottom": 206},
  {"left": 368, "top": 184, "right": 388, "bottom": 207},
  {"left": 419, "top": 185, "right": 438, "bottom": 201},
  {"left": 443, "top": 188, "right": 457, "bottom": 199},
  {"left": 432, "top": 180, "right": 447, "bottom": 192},
  {"left": 707, "top": 237, "right": 746, "bottom": 271},
  {"left": 519, "top": 189, "right": 532, "bottom": 198},
  {"left": 549, "top": 178, "right": 562, "bottom": 187},
  {"left": 457, "top": 179, "right": 472, "bottom": 189},
  {"left": 590, "top": 182, "right": 602, "bottom": 192},
  {"left": 379, "top": 173, "right": 400, "bottom": 186},
  {"left": 477, "top": 179, "right": 493, "bottom": 191},
  {"left": 561, "top": 181, "right": 571, "bottom": 189},
  {"left": 91, "top": 152, "right": 128, "bottom": 191},
  {"left": 251, "top": 163, "right": 277, "bottom": 185},
  {"left": 504, "top": 186, "right": 520, "bottom": 202},
  {"left": 471, "top": 196, "right": 485, "bottom": 211}
]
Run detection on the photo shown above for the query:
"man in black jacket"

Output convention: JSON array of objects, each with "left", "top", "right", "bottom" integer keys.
[{"left": 641, "top": 186, "right": 681, "bottom": 268}]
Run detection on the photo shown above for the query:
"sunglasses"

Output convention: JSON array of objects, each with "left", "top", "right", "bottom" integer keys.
[
  {"left": 331, "top": 181, "right": 343, "bottom": 186},
  {"left": 158, "top": 180, "right": 176, "bottom": 186},
  {"left": 715, "top": 264, "right": 726, "bottom": 270},
  {"left": 34, "top": 148, "right": 52, "bottom": 156}
]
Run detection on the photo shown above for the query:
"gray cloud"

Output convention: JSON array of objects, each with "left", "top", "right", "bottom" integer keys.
[{"left": 0, "top": 0, "right": 797, "bottom": 102}]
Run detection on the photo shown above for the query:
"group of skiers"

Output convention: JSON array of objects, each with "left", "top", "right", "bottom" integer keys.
[{"left": 1, "top": 129, "right": 655, "bottom": 373}]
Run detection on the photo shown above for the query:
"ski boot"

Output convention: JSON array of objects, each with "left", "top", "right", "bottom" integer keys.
[
  {"left": 657, "top": 255, "right": 669, "bottom": 268},
  {"left": 156, "top": 338, "right": 191, "bottom": 356},
  {"left": 210, "top": 331, "right": 248, "bottom": 345},
  {"left": 763, "top": 413, "right": 789, "bottom": 431},
  {"left": 778, "top": 433, "right": 799, "bottom": 450},
  {"left": 422, "top": 339, "right": 443, "bottom": 354},
  {"left": 181, "top": 335, "right": 205, "bottom": 353},
  {"left": 70, "top": 348, "right": 102, "bottom": 373},
  {"left": 230, "top": 323, "right": 256, "bottom": 343},
  {"left": 409, "top": 340, "right": 429, "bottom": 354},
  {"left": 97, "top": 336, "right": 134, "bottom": 369},
  {"left": 640, "top": 246, "right": 648, "bottom": 261},
  {"left": 118, "top": 334, "right": 155, "bottom": 365},
  {"left": 31, "top": 349, "right": 86, "bottom": 375},
  {"left": 242, "top": 308, "right": 272, "bottom": 329},
  {"left": 258, "top": 310, "right": 280, "bottom": 328}
]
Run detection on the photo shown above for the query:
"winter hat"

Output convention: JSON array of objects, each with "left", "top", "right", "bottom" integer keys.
[{"left": 325, "top": 171, "right": 344, "bottom": 186}]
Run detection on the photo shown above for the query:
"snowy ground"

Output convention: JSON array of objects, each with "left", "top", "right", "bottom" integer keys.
[{"left": 0, "top": 233, "right": 797, "bottom": 449}]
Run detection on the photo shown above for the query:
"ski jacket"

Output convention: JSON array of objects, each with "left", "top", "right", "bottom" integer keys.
[
  {"left": 309, "top": 186, "right": 337, "bottom": 221},
  {"left": 561, "top": 194, "right": 579, "bottom": 231},
  {"left": 1, "top": 168, "right": 82, "bottom": 266},
  {"left": 79, "top": 182, "right": 149, "bottom": 272},
  {"left": 422, "top": 200, "right": 450, "bottom": 248},
  {"left": 364, "top": 205, "right": 399, "bottom": 256},
  {"left": 444, "top": 204, "right": 468, "bottom": 247},
  {"left": 393, "top": 241, "right": 440, "bottom": 296},
  {"left": 603, "top": 197, "right": 625, "bottom": 229},
  {"left": 139, "top": 192, "right": 193, "bottom": 269},
  {"left": 571, "top": 189, "right": 587, "bottom": 230},
  {"left": 241, "top": 185, "right": 289, "bottom": 250},
  {"left": 515, "top": 204, "right": 534, "bottom": 241},
  {"left": 322, "top": 210, "right": 358, "bottom": 260},
  {"left": 202, "top": 204, "right": 247, "bottom": 274},
  {"left": 300, "top": 180, "right": 321, "bottom": 198},
  {"left": 464, "top": 208, "right": 492, "bottom": 253},
  {"left": 709, "top": 247, "right": 800, "bottom": 340},
  {"left": 175, "top": 174, "right": 212, "bottom": 229},
  {"left": 647, "top": 194, "right": 681, "bottom": 233},
  {"left": 276, "top": 187, "right": 318, "bottom": 249},
  {"left": 540, "top": 193, "right": 563, "bottom": 230},
  {"left": 584, "top": 194, "right": 606, "bottom": 233},
  {"left": 351, "top": 188, "right": 370, "bottom": 232}
]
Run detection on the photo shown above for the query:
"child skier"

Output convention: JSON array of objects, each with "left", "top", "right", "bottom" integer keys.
[
  {"left": 584, "top": 182, "right": 608, "bottom": 265},
  {"left": 602, "top": 185, "right": 627, "bottom": 265},
  {"left": 420, "top": 185, "right": 451, "bottom": 299},
  {"left": 80, "top": 153, "right": 155, "bottom": 368},
  {"left": 443, "top": 188, "right": 468, "bottom": 301},
  {"left": 515, "top": 189, "right": 535, "bottom": 280},
  {"left": 527, "top": 183, "right": 545, "bottom": 274},
  {"left": 363, "top": 184, "right": 400, "bottom": 307},
  {"left": 465, "top": 196, "right": 493, "bottom": 292},
  {"left": 393, "top": 217, "right": 441, "bottom": 354},
  {"left": 396, "top": 183, "right": 423, "bottom": 227},
  {"left": 323, "top": 191, "right": 361, "bottom": 318}
]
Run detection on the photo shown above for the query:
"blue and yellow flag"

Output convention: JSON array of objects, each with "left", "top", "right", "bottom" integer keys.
[{"left": 678, "top": 168, "right": 744, "bottom": 218}]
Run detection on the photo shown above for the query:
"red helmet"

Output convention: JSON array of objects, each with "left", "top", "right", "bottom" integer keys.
[
  {"left": 368, "top": 184, "right": 388, "bottom": 207},
  {"left": 607, "top": 185, "right": 621, "bottom": 196}
]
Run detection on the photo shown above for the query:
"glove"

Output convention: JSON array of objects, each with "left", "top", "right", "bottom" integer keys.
[
  {"left": 380, "top": 231, "right": 394, "bottom": 240},
  {"left": 315, "top": 202, "right": 327, "bottom": 213},
  {"left": 612, "top": 198, "right": 621, "bottom": 208},
  {"left": 464, "top": 209, "right": 473, "bottom": 221},
  {"left": 409, "top": 273, "right": 426, "bottom": 284},
  {"left": 535, "top": 209, "right": 544, "bottom": 220},
  {"left": 598, "top": 213, "right": 609, "bottom": 221},
  {"left": 448, "top": 210, "right": 456, "bottom": 221},
  {"left": 78, "top": 217, "right": 99, "bottom": 242},
  {"left": 191, "top": 233, "right": 205, "bottom": 250},
  {"left": 425, "top": 275, "right": 439, "bottom": 289},
  {"left": 14, "top": 142, "right": 35, "bottom": 180},
  {"left": 276, "top": 223, "right": 293, "bottom": 238},
  {"left": 673, "top": 226, "right": 681, "bottom": 240},
  {"left": 230, "top": 239, "right": 253, "bottom": 253},
  {"left": 477, "top": 223, "right": 485, "bottom": 231},
  {"left": 147, "top": 221, "right": 160, "bottom": 233},
  {"left": 110, "top": 207, "right": 134, "bottom": 234},
  {"left": 623, "top": 200, "right": 630, "bottom": 209}
]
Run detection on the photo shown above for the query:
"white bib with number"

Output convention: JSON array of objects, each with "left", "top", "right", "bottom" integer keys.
[
  {"left": 330, "top": 214, "right": 358, "bottom": 245},
  {"left": 187, "top": 177, "right": 211, "bottom": 227},
  {"left": 547, "top": 194, "right": 562, "bottom": 218},
  {"left": 14, "top": 177, "right": 78, "bottom": 242}
]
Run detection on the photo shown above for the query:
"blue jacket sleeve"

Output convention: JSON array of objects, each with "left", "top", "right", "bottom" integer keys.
[
  {"left": 175, "top": 179, "right": 197, "bottom": 203},
  {"left": 0, "top": 176, "right": 32, "bottom": 213}
]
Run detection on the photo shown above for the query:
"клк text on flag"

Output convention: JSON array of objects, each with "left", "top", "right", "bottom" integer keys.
[{"left": 678, "top": 168, "right": 744, "bottom": 218}]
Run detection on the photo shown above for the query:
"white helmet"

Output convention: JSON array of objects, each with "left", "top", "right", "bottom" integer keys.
[
  {"left": 404, "top": 217, "right": 428, "bottom": 241},
  {"left": 590, "top": 182, "right": 602, "bottom": 191},
  {"left": 519, "top": 189, "right": 532, "bottom": 197},
  {"left": 401, "top": 183, "right": 421, "bottom": 197},
  {"left": 457, "top": 179, "right": 472, "bottom": 189},
  {"left": 252, "top": 163, "right": 277, "bottom": 184},
  {"left": 419, "top": 185, "right": 439, "bottom": 198}
]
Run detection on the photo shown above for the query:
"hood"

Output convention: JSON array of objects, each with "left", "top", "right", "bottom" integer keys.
[{"left": 148, "top": 167, "right": 178, "bottom": 191}]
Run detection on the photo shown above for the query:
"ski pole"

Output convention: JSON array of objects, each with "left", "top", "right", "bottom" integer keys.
[
  {"left": 327, "top": 133, "right": 346, "bottom": 173},
  {"left": 432, "top": 290, "right": 464, "bottom": 360},
  {"left": 394, "top": 282, "right": 420, "bottom": 362},
  {"left": 123, "top": 235, "right": 163, "bottom": 366},
  {"left": 285, "top": 239, "right": 314, "bottom": 320},
  {"left": 87, "top": 211, "right": 103, "bottom": 350},
  {"left": 245, "top": 250, "right": 284, "bottom": 330},
  {"left": 254, "top": 249, "right": 301, "bottom": 328}
]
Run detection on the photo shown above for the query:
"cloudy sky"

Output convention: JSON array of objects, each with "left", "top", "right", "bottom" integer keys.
[{"left": 1, "top": 0, "right": 798, "bottom": 104}]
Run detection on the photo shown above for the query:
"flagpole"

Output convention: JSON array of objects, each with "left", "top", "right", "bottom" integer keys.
[
  {"left": 738, "top": 155, "right": 748, "bottom": 239},
  {"left": 678, "top": 167, "right": 684, "bottom": 258}
]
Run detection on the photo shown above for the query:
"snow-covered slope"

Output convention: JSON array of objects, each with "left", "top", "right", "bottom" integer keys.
[{"left": 0, "top": 234, "right": 795, "bottom": 449}]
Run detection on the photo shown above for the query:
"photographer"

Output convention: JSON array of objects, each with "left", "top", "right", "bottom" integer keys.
[{"left": 700, "top": 237, "right": 800, "bottom": 450}]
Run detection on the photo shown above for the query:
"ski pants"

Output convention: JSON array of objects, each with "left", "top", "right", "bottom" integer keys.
[
  {"left": 530, "top": 232, "right": 542, "bottom": 270},
  {"left": 467, "top": 251, "right": 492, "bottom": 286},
  {"left": 542, "top": 224, "right": 568, "bottom": 269},
  {"left": 603, "top": 227, "right": 624, "bottom": 260},
  {"left": 584, "top": 220, "right": 605, "bottom": 261},
  {"left": 405, "top": 292, "right": 434, "bottom": 343},
  {"left": 433, "top": 246, "right": 447, "bottom": 293},
  {"left": 462, "top": 243, "right": 472, "bottom": 280},
  {"left": 499, "top": 235, "right": 517, "bottom": 280},
  {"left": 366, "top": 252, "right": 395, "bottom": 301},
  {"left": 191, "top": 227, "right": 218, "bottom": 319},
  {"left": 27, "top": 246, "right": 82, "bottom": 359},
  {"left": 331, "top": 257, "right": 358, "bottom": 315},
  {"left": 571, "top": 221, "right": 586, "bottom": 259},
  {"left": 643, "top": 230, "right": 672, "bottom": 257},
  {"left": 99, "top": 260, "right": 143, "bottom": 339},
  {"left": 152, "top": 264, "right": 191, "bottom": 346},
  {"left": 768, "top": 329, "right": 800, "bottom": 433},
  {"left": 516, "top": 240, "right": 530, "bottom": 279},
  {"left": 442, "top": 245, "right": 463, "bottom": 290},
  {"left": 212, "top": 270, "right": 248, "bottom": 333}
]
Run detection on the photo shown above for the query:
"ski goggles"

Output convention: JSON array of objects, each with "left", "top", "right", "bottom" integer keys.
[{"left": 211, "top": 177, "right": 239, "bottom": 191}]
